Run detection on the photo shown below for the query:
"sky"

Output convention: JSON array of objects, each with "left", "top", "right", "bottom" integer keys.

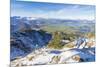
[{"left": 11, "top": 0, "right": 95, "bottom": 20}]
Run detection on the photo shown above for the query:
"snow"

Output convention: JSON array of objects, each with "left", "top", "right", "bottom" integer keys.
[
  {"left": 31, "top": 54, "right": 54, "bottom": 65},
  {"left": 61, "top": 40, "right": 70, "bottom": 43},
  {"left": 11, "top": 46, "right": 95, "bottom": 66}
]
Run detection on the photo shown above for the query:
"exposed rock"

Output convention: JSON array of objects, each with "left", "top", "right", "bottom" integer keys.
[
  {"left": 72, "top": 55, "right": 80, "bottom": 62},
  {"left": 50, "top": 56, "right": 61, "bottom": 64},
  {"left": 10, "top": 30, "right": 52, "bottom": 60}
]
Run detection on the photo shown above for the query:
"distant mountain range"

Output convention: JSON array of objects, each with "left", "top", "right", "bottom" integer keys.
[
  {"left": 11, "top": 16, "right": 95, "bottom": 32},
  {"left": 11, "top": 16, "right": 95, "bottom": 25}
]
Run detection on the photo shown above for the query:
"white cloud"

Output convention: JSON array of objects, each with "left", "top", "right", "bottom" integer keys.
[{"left": 30, "top": 8, "right": 95, "bottom": 20}]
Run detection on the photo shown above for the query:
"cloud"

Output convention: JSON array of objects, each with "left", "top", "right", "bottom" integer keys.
[{"left": 31, "top": 6, "right": 95, "bottom": 20}]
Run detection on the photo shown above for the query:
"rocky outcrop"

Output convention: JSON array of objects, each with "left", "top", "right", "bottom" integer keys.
[{"left": 10, "top": 30, "right": 52, "bottom": 61}]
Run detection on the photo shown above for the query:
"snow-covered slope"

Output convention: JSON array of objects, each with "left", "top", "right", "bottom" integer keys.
[{"left": 11, "top": 47, "right": 95, "bottom": 67}]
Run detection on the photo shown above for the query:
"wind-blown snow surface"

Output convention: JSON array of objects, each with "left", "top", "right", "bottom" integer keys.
[{"left": 11, "top": 47, "right": 95, "bottom": 67}]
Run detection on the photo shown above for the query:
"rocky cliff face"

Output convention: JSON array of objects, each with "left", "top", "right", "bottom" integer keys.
[
  {"left": 10, "top": 17, "right": 52, "bottom": 60},
  {"left": 11, "top": 30, "right": 52, "bottom": 61},
  {"left": 10, "top": 30, "right": 52, "bottom": 61}
]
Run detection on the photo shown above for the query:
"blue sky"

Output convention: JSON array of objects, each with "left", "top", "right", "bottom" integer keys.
[{"left": 11, "top": 0, "right": 95, "bottom": 20}]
